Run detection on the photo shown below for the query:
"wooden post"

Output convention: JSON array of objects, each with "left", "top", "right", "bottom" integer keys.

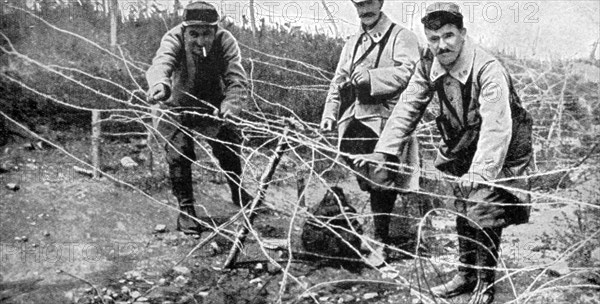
[
  {"left": 146, "top": 104, "right": 160, "bottom": 174},
  {"left": 91, "top": 110, "right": 102, "bottom": 179},
  {"left": 223, "top": 132, "right": 288, "bottom": 269},
  {"left": 296, "top": 169, "right": 307, "bottom": 207},
  {"left": 110, "top": 0, "right": 118, "bottom": 48},
  {"left": 248, "top": 0, "right": 257, "bottom": 37},
  {"left": 145, "top": 133, "right": 154, "bottom": 174},
  {"left": 102, "top": 0, "right": 107, "bottom": 16}
]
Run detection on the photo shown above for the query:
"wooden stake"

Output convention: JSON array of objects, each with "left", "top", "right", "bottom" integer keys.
[
  {"left": 248, "top": 0, "right": 257, "bottom": 37},
  {"left": 296, "top": 169, "right": 307, "bottom": 207},
  {"left": 91, "top": 110, "right": 101, "bottom": 179},
  {"left": 145, "top": 104, "right": 160, "bottom": 174},
  {"left": 223, "top": 132, "right": 288, "bottom": 269},
  {"left": 110, "top": 0, "right": 118, "bottom": 48}
]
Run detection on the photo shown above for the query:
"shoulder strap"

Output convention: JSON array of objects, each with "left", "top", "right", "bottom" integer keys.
[
  {"left": 373, "top": 24, "right": 396, "bottom": 68},
  {"left": 461, "top": 71, "right": 474, "bottom": 124},
  {"left": 349, "top": 24, "right": 396, "bottom": 73},
  {"left": 420, "top": 47, "right": 434, "bottom": 78},
  {"left": 435, "top": 62, "right": 476, "bottom": 127}
]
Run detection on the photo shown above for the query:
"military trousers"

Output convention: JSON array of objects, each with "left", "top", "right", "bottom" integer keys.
[
  {"left": 454, "top": 186, "right": 504, "bottom": 281},
  {"left": 340, "top": 119, "right": 397, "bottom": 241},
  {"left": 157, "top": 110, "right": 250, "bottom": 206}
]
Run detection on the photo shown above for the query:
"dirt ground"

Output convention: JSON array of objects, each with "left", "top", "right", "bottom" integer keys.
[{"left": 1, "top": 136, "right": 599, "bottom": 304}]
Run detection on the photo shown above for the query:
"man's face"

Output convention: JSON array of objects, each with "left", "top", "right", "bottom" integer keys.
[
  {"left": 184, "top": 25, "right": 216, "bottom": 57},
  {"left": 425, "top": 23, "right": 466, "bottom": 67},
  {"left": 353, "top": 0, "right": 383, "bottom": 28}
]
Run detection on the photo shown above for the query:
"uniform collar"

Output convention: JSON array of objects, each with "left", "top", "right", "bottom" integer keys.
[
  {"left": 429, "top": 36, "right": 475, "bottom": 84},
  {"left": 357, "top": 13, "right": 393, "bottom": 43}
]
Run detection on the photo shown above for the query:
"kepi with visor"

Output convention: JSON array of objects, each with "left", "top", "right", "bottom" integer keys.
[
  {"left": 182, "top": 1, "right": 219, "bottom": 27},
  {"left": 421, "top": 2, "right": 463, "bottom": 29}
]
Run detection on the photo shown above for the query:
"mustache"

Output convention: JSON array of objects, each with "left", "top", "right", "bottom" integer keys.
[
  {"left": 438, "top": 48, "right": 452, "bottom": 55},
  {"left": 360, "top": 12, "right": 376, "bottom": 18}
]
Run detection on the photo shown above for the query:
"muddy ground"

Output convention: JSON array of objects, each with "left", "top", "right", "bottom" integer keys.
[{"left": 1, "top": 133, "right": 599, "bottom": 304}]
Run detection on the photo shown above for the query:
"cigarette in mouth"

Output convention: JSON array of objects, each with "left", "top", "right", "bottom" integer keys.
[{"left": 202, "top": 47, "right": 207, "bottom": 57}]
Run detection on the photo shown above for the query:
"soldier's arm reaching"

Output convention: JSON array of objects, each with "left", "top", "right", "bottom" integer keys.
[{"left": 146, "top": 25, "right": 184, "bottom": 103}]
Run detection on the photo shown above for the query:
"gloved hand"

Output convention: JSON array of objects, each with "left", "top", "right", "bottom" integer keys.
[{"left": 147, "top": 83, "right": 170, "bottom": 104}]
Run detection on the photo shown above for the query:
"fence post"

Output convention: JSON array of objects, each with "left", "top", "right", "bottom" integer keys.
[
  {"left": 296, "top": 169, "right": 308, "bottom": 207},
  {"left": 91, "top": 110, "right": 102, "bottom": 179},
  {"left": 146, "top": 104, "right": 160, "bottom": 174},
  {"left": 110, "top": 0, "right": 118, "bottom": 49},
  {"left": 248, "top": 0, "right": 257, "bottom": 37}
]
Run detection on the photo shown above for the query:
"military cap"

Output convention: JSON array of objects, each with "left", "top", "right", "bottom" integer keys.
[
  {"left": 183, "top": 1, "right": 219, "bottom": 27},
  {"left": 421, "top": 2, "right": 463, "bottom": 28}
]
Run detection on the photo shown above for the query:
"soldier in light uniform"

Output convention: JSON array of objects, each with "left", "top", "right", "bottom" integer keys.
[
  {"left": 320, "top": 0, "right": 421, "bottom": 267},
  {"left": 355, "top": 3, "right": 534, "bottom": 303}
]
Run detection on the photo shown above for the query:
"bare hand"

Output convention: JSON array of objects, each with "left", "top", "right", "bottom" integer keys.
[
  {"left": 320, "top": 118, "right": 335, "bottom": 132},
  {"left": 351, "top": 152, "right": 387, "bottom": 172},
  {"left": 214, "top": 107, "right": 233, "bottom": 118},
  {"left": 147, "top": 83, "right": 170, "bottom": 104},
  {"left": 216, "top": 103, "right": 240, "bottom": 119},
  {"left": 458, "top": 173, "right": 486, "bottom": 197},
  {"left": 350, "top": 69, "right": 370, "bottom": 89}
]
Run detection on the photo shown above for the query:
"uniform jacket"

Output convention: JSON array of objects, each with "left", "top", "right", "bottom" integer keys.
[
  {"left": 321, "top": 13, "right": 420, "bottom": 139},
  {"left": 375, "top": 37, "right": 534, "bottom": 226},
  {"left": 146, "top": 24, "right": 248, "bottom": 115}
]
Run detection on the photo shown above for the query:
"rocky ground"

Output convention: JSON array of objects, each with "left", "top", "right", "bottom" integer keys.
[{"left": 1, "top": 134, "right": 599, "bottom": 304}]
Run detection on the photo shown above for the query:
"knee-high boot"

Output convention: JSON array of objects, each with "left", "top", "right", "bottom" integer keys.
[
  {"left": 166, "top": 138, "right": 201, "bottom": 235},
  {"left": 370, "top": 190, "right": 397, "bottom": 243},
  {"left": 365, "top": 190, "right": 397, "bottom": 267},
  {"left": 431, "top": 216, "right": 478, "bottom": 298},
  {"left": 468, "top": 227, "right": 502, "bottom": 304},
  {"left": 176, "top": 198, "right": 201, "bottom": 235},
  {"left": 210, "top": 128, "right": 253, "bottom": 208}
]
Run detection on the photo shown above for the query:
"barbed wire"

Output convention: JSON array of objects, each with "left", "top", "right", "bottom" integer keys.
[
  {"left": 0, "top": 10, "right": 599, "bottom": 304},
  {"left": 1, "top": 14, "right": 596, "bottom": 225},
  {"left": 239, "top": 42, "right": 335, "bottom": 78},
  {"left": 244, "top": 57, "right": 331, "bottom": 83}
]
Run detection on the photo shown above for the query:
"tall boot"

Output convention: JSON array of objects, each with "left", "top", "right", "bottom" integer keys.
[
  {"left": 176, "top": 198, "right": 201, "bottom": 235},
  {"left": 431, "top": 216, "right": 478, "bottom": 298},
  {"left": 209, "top": 129, "right": 253, "bottom": 208},
  {"left": 226, "top": 175, "right": 253, "bottom": 208},
  {"left": 370, "top": 190, "right": 397, "bottom": 242},
  {"left": 365, "top": 190, "right": 396, "bottom": 268},
  {"left": 468, "top": 227, "right": 502, "bottom": 304}
]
